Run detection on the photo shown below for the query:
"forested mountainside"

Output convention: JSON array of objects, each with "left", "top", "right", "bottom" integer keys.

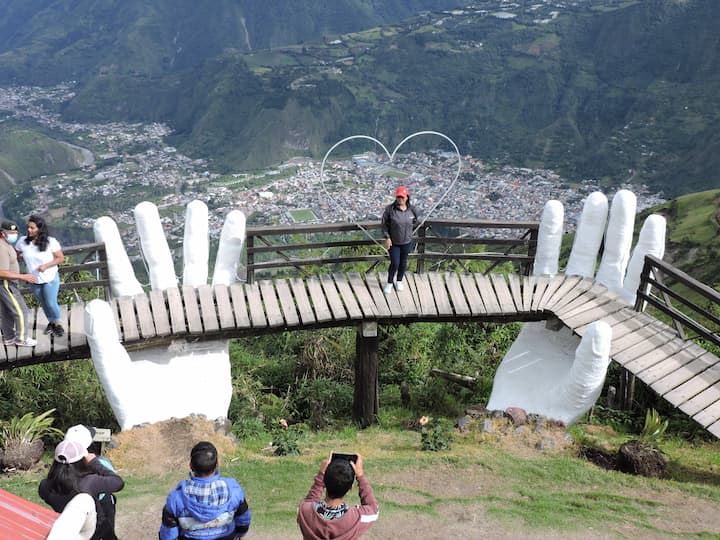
[
  {"left": 0, "top": 0, "right": 463, "bottom": 83},
  {"left": 1, "top": 0, "right": 718, "bottom": 195}
]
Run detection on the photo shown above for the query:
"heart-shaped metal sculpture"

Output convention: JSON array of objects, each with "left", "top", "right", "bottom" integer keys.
[{"left": 319, "top": 131, "right": 462, "bottom": 247}]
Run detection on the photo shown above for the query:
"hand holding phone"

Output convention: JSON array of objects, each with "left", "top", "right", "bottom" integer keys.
[{"left": 331, "top": 452, "right": 358, "bottom": 463}]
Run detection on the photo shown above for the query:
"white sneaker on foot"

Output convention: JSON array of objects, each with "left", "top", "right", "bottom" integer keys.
[
  {"left": 383, "top": 283, "right": 393, "bottom": 294},
  {"left": 395, "top": 281, "right": 405, "bottom": 292},
  {"left": 15, "top": 338, "right": 37, "bottom": 347}
]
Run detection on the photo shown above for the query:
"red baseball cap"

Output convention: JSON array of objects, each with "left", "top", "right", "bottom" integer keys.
[{"left": 395, "top": 186, "right": 409, "bottom": 198}]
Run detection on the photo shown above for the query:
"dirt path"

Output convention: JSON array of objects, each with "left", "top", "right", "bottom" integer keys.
[{"left": 108, "top": 419, "right": 720, "bottom": 539}]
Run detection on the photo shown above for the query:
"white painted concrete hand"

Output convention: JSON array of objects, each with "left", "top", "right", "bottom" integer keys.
[
  {"left": 85, "top": 200, "right": 246, "bottom": 430},
  {"left": 487, "top": 190, "right": 666, "bottom": 424}
]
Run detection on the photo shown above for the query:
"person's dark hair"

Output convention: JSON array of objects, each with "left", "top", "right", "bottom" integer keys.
[
  {"left": 190, "top": 441, "right": 218, "bottom": 476},
  {"left": 45, "top": 460, "right": 92, "bottom": 496},
  {"left": 324, "top": 459, "right": 355, "bottom": 499},
  {"left": 26, "top": 214, "right": 50, "bottom": 251}
]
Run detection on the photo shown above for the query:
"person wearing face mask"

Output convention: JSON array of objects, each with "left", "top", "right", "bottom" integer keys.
[
  {"left": 0, "top": 220, "right": 38, "bottom": 347},
  {"left": 16, "top": 215, "right": 66, "bottom": 337}
]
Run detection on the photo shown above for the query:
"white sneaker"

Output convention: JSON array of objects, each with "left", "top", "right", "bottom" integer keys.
[
  {"left": 383, "top": 283, "right": 393, "bottom": 294},
  {"left": 395, "top": 281, "right": 405, "bottom": 292},
  {"left": 15, "top": 338, "right": 37, "bottom": 347}
]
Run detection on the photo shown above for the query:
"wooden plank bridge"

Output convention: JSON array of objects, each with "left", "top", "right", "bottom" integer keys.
[
  {"left": 3, "top": 270, "right": 720, "bottom": 438},
  {"left": 2, "top": 220, "right": 720, "bottom": 437}
]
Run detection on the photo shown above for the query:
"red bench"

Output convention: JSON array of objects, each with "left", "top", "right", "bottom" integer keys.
[{"left": 0, "top": 487, "right": 58, "bottom": 539}]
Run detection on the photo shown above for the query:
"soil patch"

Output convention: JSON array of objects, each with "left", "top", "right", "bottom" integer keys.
[{"left": 105, "top": 416, "right": 237, "bottom": 477}]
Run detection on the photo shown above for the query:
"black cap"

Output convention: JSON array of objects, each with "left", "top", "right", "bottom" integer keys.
[{"left": 1, "top": 220, "right": 17, "bottom": 231}]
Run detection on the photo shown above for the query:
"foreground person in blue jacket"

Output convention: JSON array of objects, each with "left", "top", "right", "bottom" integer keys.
[{"left": 159, "top": 441, "right": 251, "bottom": 540}]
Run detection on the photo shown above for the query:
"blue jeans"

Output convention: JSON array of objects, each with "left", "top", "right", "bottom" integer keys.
[
  {"left": 387, "top": 242, "right": 413, "bottom": 283},
  {"left": 31, "top": 273, "right": 61, "bottom": 322}
]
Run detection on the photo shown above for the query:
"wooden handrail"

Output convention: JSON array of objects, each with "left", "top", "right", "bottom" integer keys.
[
  {"left": 244, "top": 219, "right": 540, "bottom": 283},
  {"left": 18, "top": 242, "right": 109, "bottom": 297},
  {"left": 635, "top": 255, "right": 720, "bottom": 347}
]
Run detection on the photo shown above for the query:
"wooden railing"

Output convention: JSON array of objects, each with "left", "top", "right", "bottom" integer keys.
[
  {"left": 19, "top": 242, "right": 109, "bottom": 296},
  {"left": 245, "top": 219, "right": 539, "bottom": 284},
  {"left": 635, "top": 254, "right": 720, "bottom": 348}
]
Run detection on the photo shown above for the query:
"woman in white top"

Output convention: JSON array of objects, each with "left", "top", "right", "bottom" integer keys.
[
  {"left": 16, "top": 215, "right": 65, "bottom": 336},
  {"left": 46, "top": 492, "right": 97, "bottom": 540}
]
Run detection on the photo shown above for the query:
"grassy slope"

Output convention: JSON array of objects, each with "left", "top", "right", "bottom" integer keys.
[
  {"left": 2, "top": 421, "right": 719, "bottom": 538},
  {"left": 642, "top": 189, "right": 720, "bottom": 287},
  {"left": 0, "top": 127, "right": 86, "bottom": 189}
]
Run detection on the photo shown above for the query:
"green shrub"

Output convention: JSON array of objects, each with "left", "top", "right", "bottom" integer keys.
[
  {"left": 289, "top": 378, "right": 353, "bottom": 429},
  {"left": 0, "top": 408, "right": 63, "bottom": 447},
  {"left": 270, "top": 418, "right": 304, "bottom": 456}
]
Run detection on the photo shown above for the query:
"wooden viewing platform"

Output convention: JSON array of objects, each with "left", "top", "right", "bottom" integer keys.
[{"left": 1, "top": 219, "right": 720, "bottom": 437}]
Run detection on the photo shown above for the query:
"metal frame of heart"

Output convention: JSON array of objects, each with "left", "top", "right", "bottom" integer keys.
[{"left": 319, "top": 131, "right": 462, "bottom": 249}]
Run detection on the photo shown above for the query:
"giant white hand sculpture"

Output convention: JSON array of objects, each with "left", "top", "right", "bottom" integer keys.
[
  {"left": 84, "top": 200, "right": 246, "bottom": 430},
  {"left": 486, "top": 190, "right": 666, "bottom": 425}
]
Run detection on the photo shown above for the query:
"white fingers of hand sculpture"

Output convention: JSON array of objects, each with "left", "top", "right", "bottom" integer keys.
[
  {"left": 87, "top": 201, "right": 244, "bottom": 430},
  {"left": 487, "top": 190, "right": 666, "bottom": 425}
]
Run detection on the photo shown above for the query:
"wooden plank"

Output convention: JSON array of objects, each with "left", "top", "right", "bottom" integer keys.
[
  {"left": 412, "top": 273, "right": 437, "bottom": 316},
  {"left": 428, "top": 273, "right": 453, "bottom": 316},
  {"left": 166, "top": 287, "right": 187, "bottom": 334},
  {"left": 559, "top": 290, "right": 622, "bottom": 322},
  {"left": 149, "top": 289, "right": 171, "bottom": 337},
  {"left": 33, "top": 307, "right": 52, "bottom": 357},
  {"left": 521, "top": 275, "right": 534, "bottom": 312},
  {"left": 50, "top": 305, "right": 68, "bottom": 354},
  {"left": 348, "top": 272, "right": 378, "bottom": 318},
  {"left": 320, "top": 274, "right": 348, "bottom": 321},
  {"left": 181, "top": 285, "right": 203, "bottom": 335},
  {"left": 474, "top": 274, "right": 501, "bottom": 314},
  {"left": 666, "top": 362, "right": 720, "bottom": 410},
  {"left": 623, "top": 338, "right": 687, "bottom": 375},
  {"left": 213, "top": 284, "right": 237, "bottom": 330},
  {"left": 68, "top": 302, "right": 87, "bottom": 349},
  {"left": 691, "top": 398, "right": 720, "bottom": 429},
  {"left": 610, "top": 318, "right": 661, "bottom": 356},
  {"left": 445, "top": 273, "right": 471, "bottom": 316},
  {"left": 15, "top": 310, "right": 37, "bottom": 361},
  {"left": 561, "top": 299, "right": 627, "bottom": 330},
  {"left": 613, "top": 326, "right": 677, "bottom": 365},
  {"left": 652, "top": 352, "right": 717, "bottom": 395},
  {"left": 610, "top": 324, "right": 674, "bottom": 363},
  {"left": 397, "top": 274, "right": 420, "bottom": 317},
  {"left": 530, "top": 275, "right": 550, "bottom": 312},
  {"left": 678, "top": 376, "right": 720, "bottom": 417},
  {"left": 117, "top": 296, "right": 140, "bottom": 342},
  {"left": 333, "top": 274, "right": 363, "bottom": 320},
  {"left": 364, "top": 273, "right": 392, "bottom": 318},
  {"left": 553, "top": 283, "right": 609, "bottom": 317},
  {"left": 459, "top": 273, "right": 485, "bottom": 316},
  {"left": 490, "top": 274, "right": 516, "bottom": 314},
  {"left": 109, "top": 298, "right": 121, "bottom": 339},
  {"left": 275, "top": 279, "right": 300, "bottom": 327},
  {"left": 307, "top": 276, "right": 333, "bottom": 323},
  {"left": 506, "top": 274, "right": 523, "bottom": 314},
  {"left": 372, "top": 273, "right": 404, "bottom": 318},
  {"left": 707, "top": 419, "right": 720, "bottom": 439},
  {"left": 291, "top": 278, "right": 316, "bottom": 325},
  {"left": 133, "top": 293, "right": 156, "bottom": 338},
  {"left": 542, "top": 275, "right": 583, "bottom": 311},
  {"left": 229, "top": 283, "right": 251, "bottom": 328},
  {"left": 197, "top": 284, "right": 220, "bottom": 333},
  {"left": 639, "top": 343, "right": 700, "bottom": 385},
  {"left": 538, "top": 275, "right": 575, "bottom": 311},
  {"left": 244, "top": 282, "right": 267, "bottom": 328},
  {"left": 548, "top": 277, "right": 594, "bottom": 313},
  {"left": 259, "top": 280, "right": 284, "bottom": 328}
]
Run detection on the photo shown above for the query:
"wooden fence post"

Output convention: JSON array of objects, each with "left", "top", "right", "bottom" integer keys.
[
  {"left": 353, "top": 322, "right": 379, "bottom": 427},
  {"left": 416, "top": 223, "right": 426, "bottom": 274}
]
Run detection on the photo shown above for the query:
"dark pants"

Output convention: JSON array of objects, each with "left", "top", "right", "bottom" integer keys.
[{"left": 387, "top": 242, "right": 413, "bottom": 283}]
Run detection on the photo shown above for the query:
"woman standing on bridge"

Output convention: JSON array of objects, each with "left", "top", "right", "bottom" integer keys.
[
  {"left": 16, "top": 214, "right": 65, "bottom": 336},
  {"left": 381, "top": 185, "right": 419, "bottom": 294}
]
